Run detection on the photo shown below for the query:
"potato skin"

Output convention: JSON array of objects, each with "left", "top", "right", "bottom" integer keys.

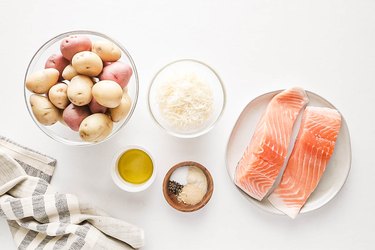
[
  {"left": 99, "top": 61, "right": 132, "bottom": 88},
  {"left": 62, "top": 64, "right": 78, "bottom": 80},
  {"left": 92, "top": 80, "right": 123, "bottom": 108},
  {"left": 67, "top": 75, "right": 93, "bottom": 106},
  {"left": 26, "top": 68, "right": 59, "bottom": 94},
  {"left": 48, "top": 83, "right": 70, "bottom": 109},
  {"left": 92, "top": 41, "right": 121, "bottom": 62},
  {"left": 58, "top": 109, "right": 66, "bottom": 125},
  {"left": 62, "top": 103, "right": 91, "bottom": 131},
  {"left": 79, "top": 113, "right": 113, "bottom": 142},
  {"left": 89, "top": 97, "right": 107, "bottom": 114},
  {"left": 45, "top": 54, "right": 69, "bottom": 78},
  {"left": 60, "top": 35, "right": 92, "bottom": 61},
  {"left": 109, "top": 92, "right": 132, "bottom": 122},
  {"left": 30, "top": 94, "right": 60, "bottom": 126},
  {"left": 72, "top": 51, "right": 103, "bottom": 77}
]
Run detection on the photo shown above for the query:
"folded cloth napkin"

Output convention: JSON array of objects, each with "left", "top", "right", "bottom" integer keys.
[{"left": 0, "top": 136, "right": 144, "bottom": 250}]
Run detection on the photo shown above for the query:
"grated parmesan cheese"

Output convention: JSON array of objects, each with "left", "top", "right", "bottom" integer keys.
[{"left": 156, "top": 74, "right": 214, "bottom": 131}]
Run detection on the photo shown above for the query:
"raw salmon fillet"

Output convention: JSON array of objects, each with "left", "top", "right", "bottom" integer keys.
[
  {"left": 235, "top": 88, "right": 309, "bottom": 200},
  {"left": 268, "top": 106, "right": 341, "bottom": 218}
]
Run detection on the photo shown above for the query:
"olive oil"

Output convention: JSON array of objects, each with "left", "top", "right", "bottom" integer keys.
[{"left": 117, "top": 149, "right": 153, "bottom": 184}]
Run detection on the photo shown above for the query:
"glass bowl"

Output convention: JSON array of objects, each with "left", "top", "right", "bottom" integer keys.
[
  {"left": 148, "top": 59, "right": 226, "bottom": 138},
  {"left": 24, "top": 30, "right": 139, "bottom": 146}
]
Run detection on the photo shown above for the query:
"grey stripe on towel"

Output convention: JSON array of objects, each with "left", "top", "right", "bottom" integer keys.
[
  {"left": 32, "top": 195, "right": 49, "bottom": 223},
  {"left": 15, "top": 159, "right": 52, "bottom": 183},
  {"left": 36, "top": 235, "right": 55, "bottom": 250},
  {"left": 55, "top": 224, "right": 68, "bottom": 236},
  {"left": 54, "top": 234, "right": 69, "bottom": 249},
  {"left": 75, "top": 225, "right": 90, "bottom": 239},
  {"left": 0, "top": 206, "right": 5, "bottom": 217},
  {"left": 19, "top": 230, "right": 38, "bottom": 249},
  {"left": 56, "top": 194, "right": 70, "bottom": 223},
  {"left": 33, "top": 178, "right": 49, "bottom": 196},
  {"left": 36, "top": 223, "right": 48, "bottom": 233},
  {"left": 69, "top": 237, "right": 86, "bottom": 250},
  {"left": 10, "top": 199, "right": 24, "bottom": 219}
]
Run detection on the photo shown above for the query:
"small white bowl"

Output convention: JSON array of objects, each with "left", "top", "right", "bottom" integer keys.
[{"left": 111, "top": 146, "right": 156, "bottom": 192}]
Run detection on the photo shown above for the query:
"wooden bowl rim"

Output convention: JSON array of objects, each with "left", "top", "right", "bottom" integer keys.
[{"left": 162, "top": 161, "right": 214, "bottom": 212}]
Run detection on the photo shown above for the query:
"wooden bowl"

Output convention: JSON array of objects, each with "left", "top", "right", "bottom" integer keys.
[{"left": 162, "top": 161, "right": 214, "bottom": 212}]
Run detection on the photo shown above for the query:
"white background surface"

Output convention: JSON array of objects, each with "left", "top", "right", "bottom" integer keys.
[{"left": 0, "top": 0, "right": 374, "bottom": 249}]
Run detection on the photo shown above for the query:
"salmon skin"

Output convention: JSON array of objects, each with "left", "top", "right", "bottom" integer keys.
[
  {"left": 268, "top": 107, "right": 341, "bottom": 218},
  {"left": 235, "top": 88, "right": 309, "bottom": 201}
]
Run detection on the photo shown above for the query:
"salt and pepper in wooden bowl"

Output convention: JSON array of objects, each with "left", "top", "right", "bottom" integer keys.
[{"left": 162, "top": 161, "right": 214, "bottom": 212}]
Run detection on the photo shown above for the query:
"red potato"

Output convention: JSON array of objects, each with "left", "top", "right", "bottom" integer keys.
[
  {"left": 60, "top": 35, "right": 92, "bottom": 61},
  {"left": 62, "top": 103, "right": 91, "bottom": 131},
  {"left": 45, "top": 54, "right": 69, "bottom": 78},
  {"left": 99, "top": 61, "right": 132, "bottom": 88},
  {"left": 89, "top": 97, "right": 107, "bottom": 114}
]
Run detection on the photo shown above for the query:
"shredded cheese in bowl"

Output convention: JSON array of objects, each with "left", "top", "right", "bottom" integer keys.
[
  {"left": 148, "top": 59, "right": 225, "bottom": 138},
  {"left": 156, "top": 74, "right": 214, "bottom": 132}
]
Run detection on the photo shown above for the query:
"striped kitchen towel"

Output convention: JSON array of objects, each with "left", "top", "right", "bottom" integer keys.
[{"left": 0, "top": 136, "right": 144, "bottom": 249}]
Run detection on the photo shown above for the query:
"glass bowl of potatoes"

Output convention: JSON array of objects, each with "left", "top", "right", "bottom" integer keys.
[{"left": 24, "top": 30, "right": 139, "bottom": 146}]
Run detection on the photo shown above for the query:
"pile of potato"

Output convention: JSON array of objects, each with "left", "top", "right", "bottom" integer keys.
[{"left": 26, "top": 35, "right": 133, "bottom": 143}]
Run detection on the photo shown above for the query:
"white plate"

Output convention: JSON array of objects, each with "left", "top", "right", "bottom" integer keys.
[{"left": 226, "top": 90, "right": 352, "bottom": 215}]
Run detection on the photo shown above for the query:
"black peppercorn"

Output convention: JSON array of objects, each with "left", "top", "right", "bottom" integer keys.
[{"left": 168, "top": 180, "right": 184, "bottom": 196}]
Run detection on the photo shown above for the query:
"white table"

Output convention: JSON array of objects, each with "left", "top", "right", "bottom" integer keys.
[{"left": 1, "top": 0, "right": 374, "bottom": 249}]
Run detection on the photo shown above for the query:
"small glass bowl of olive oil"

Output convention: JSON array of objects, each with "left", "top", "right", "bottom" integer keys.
[{"left": 111, "top": 146, "right": 156, "bottom": 192}]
